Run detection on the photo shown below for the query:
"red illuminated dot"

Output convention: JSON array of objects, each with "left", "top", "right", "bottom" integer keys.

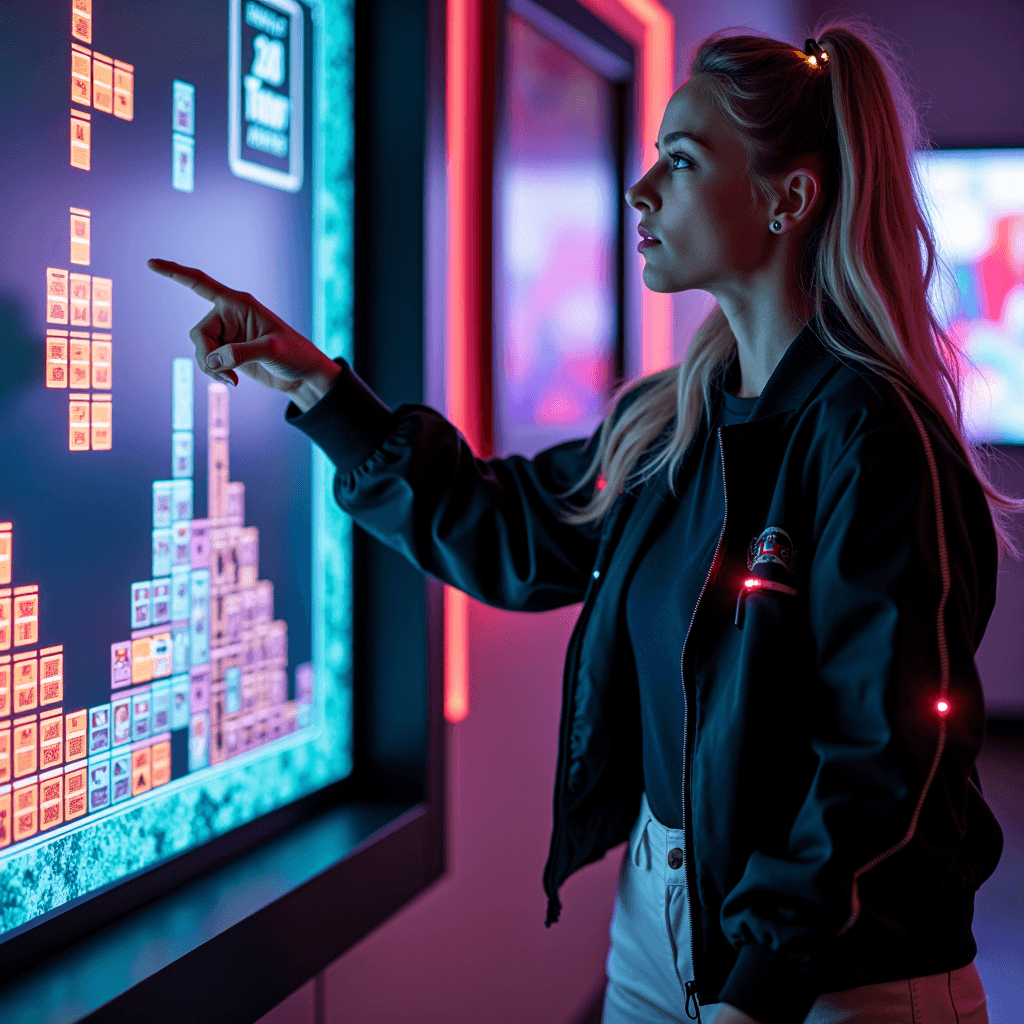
[
  {"left": 744, "top": 578, "right": 761, "bottom": 588},
  {"left": 936, "top": 700, "right": 949, "bottom": 715},
  {"left": 595, "top": 474, "right": 607, "bottom": 492}
]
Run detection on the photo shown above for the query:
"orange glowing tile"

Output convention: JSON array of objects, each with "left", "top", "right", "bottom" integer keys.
[
  {"left": 12, "top": 717, "right": 37, "bottom": 779},
  {"left": 64, "top": 763, "right": 87, "bottom": 820},
  {"left": 151, "top": 740, "right": 170, "bottom": 787},
  {"left": 0, "top": 597, "right": 9, "bottom": 651},
  {"left": 92, "top": 53, "right": 113, "bottom": 113},
  {"left": 69, "top": 397, "right": 91, "bottom": 451},
  {"left": 46, "top": 331, "right": 69, "bottom": 389},
  {"left": 131, "top": 637, "right": 154, "bottom": 684},
  {"left": 39, "top": 648, "right": 63, "bottom": 707},
  {"left": 0, "top": 790, "right": 9, "bottom": 848},
  {"left": 65, "top": 710, "right": 87, "bottom": 764},
  {"left": 113, "top": 61, "right": 133, "bottom": 121},
  {"left": 13, "top": 780, "right": 38, "bottom": 842},
  {"left": 70, "top": 110, "right": 91, "bottom": 171},
  {"left": 39, "top": 713, "right": 63, "bottom": 771},
  {"left": 39, "top": 771, "right": 63, "bottom": 830},
  {"left": 91, "top": 361, "right": 111, "bottom": 390},
  {"left": 69, "top": 339, "right": 90, "bottom": 389},
  {"left": 91, "top": 276, "right": 111, "bottom": 328},
  {"left": 0, "top": 529, "right": 9, "bottom": 584},
  {"left": 70, "top": 207, "right": 91, "bottom": 266},
  {"left": 0, "top": 657, "right": 9, "bottom": 716},
  {"left": 69, "top": 273, "right": 91, "bottom": 329},
  {"left": 0, "top": 725, "right": 10, "bottom": 784},
  {"left": 71, "top": 0, "right": 92, "bottom": 44},
  {"left": 12, "top": 588, "right": 38, "bottom": 647},
  {"left": 12, "top": 654, "right": 37, "bottom": 713},
  {"left": 46, "top": 268, "right": 69, "bottom": 325},
  {"left": 91, "top": 335, "right": 111, "bottom": 390},
  {"left": 91, "top": 396, "right": 112, "bottom": 450},
  {"left": 71, "top": 44, "right": 91, "bottom": 106}
]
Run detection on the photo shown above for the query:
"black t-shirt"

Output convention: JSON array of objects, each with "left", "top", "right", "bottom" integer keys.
[{"left": 625, "top": 388, "right": 758, "bottom": 829}]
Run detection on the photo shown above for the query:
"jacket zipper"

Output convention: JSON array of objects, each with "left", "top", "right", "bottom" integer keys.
[{"left": 680, "top": 428, "right": 728, "bottom": 1022}]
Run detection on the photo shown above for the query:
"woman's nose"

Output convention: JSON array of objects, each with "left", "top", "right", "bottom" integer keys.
[{"left": 625, "top": 173, "right": 656, "bottom": 211}]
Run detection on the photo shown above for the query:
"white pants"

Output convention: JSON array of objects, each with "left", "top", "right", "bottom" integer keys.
[{"left": 602, "top": 792, "right": 988, "bottom": 1024}]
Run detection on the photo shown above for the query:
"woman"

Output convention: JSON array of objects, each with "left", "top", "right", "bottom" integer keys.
[{"left": 150, "top": 21, "right": 1014, "bottom": 1024}]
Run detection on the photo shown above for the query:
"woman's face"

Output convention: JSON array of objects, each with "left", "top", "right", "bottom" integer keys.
[{"left": 625, "top": 75, "right": 776, "bottom": 294}]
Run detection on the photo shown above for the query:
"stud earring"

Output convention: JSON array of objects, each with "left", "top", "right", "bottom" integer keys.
[{"left": 770, "top": 220, "right": 781, "bottom": 232}]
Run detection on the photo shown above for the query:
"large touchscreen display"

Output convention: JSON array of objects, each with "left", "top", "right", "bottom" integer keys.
[{"left": 0, "top": 0, "right": 352, "bottom": 942}]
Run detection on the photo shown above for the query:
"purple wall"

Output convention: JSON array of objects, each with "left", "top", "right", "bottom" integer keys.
[{"left": 804, "top": 0, "right": 1024, "bottom": 148}]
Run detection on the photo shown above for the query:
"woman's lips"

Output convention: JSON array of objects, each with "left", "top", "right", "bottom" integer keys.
[{"left": 637, "top": 225, "right": 660, "bottom": 251}]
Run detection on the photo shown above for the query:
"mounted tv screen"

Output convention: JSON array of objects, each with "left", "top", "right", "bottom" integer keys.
[
  {"left": 493, "top": 0, "right": 630, "bottom": 458},
  {"left": 915, "top": 147, "right": 1024, "bottom": 443},
  {"left": 0, "top": 0, "right": 353, "bottom": 948}
]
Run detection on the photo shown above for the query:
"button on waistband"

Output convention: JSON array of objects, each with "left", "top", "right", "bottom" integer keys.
[{"left": 668, "top": 847, "right": 683, "bottom": 869}]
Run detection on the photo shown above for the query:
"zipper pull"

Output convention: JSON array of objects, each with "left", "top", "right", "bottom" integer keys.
[
  {"left": 684, "top": 979, "right": 702, "bottom": 1022},
  {"left": 734, "top": 585, "right": 748, "bottom": 628}
]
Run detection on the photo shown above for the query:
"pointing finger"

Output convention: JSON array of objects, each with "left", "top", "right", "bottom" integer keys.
[
  {"left": 190, "top": 307, "right": 224, "bottom": 355},
  {"left": 147, "top": 258, "right": 232, "bottom": 303}
]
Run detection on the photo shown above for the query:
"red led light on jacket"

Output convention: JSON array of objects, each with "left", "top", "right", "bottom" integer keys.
[
  {"left": 936, "top": 700, "right": 949, "bottom": 715},
  {"left": 596, "top": 474, "right": 607, "bottom": 491}
]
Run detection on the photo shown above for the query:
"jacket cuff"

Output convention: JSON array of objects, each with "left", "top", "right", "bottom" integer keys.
[
  {"left": 284, "top": 357, "right": 396, "bottom": 475},
  {"left": 717, "top": 945, "right": 818, "bottom": 1024}
]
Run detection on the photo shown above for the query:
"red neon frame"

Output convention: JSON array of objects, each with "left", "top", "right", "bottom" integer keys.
[{"left": 444, "top": 0, "right": 675, "bottom": 723}]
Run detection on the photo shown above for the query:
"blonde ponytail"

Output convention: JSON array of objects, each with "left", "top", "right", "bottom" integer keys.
[{"left": 556, "top": 19, "right": 1023, "bottom": 559}]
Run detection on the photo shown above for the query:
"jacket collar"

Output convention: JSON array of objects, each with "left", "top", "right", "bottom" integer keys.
[{"left": 735, "top": 317, "right": 839, "bottom": 422}]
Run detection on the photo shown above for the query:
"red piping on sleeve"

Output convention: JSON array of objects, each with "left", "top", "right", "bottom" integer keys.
[{"left": 835, "top": 382, "right": 952, "bottom": 937}]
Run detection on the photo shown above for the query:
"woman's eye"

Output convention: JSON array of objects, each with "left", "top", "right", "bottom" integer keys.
[{"left": 669, "top": 152, "right": 692, "bottom": 170}]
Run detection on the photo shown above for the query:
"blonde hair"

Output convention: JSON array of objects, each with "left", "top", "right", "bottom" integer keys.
[{"left": 556, "top": 20, "right": 1022, "bottom": 560}]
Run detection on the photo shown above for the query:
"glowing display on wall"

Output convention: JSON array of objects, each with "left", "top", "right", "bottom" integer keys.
[
  {"left": 0, "top": 0, "right": 353, "bottom": 940},
  {"left": 495, "top": 11, "right": 619, "bottom": 457},
  {"left": 916, "top": 148, "right": 1024, "bottom": 443}
]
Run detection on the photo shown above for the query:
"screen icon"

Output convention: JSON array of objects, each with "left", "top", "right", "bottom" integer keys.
[{"left": 228, "top": 0, "right": 304, "bottom": 192}]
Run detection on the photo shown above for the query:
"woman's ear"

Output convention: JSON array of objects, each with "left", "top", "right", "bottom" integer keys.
[{"left": 769, "top": 164, "right": 822, "bottom": 232}]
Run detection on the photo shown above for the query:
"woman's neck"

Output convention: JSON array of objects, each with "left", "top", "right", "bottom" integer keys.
[{"left": 712, "top": 268, "right": 813, "bottom": 398}]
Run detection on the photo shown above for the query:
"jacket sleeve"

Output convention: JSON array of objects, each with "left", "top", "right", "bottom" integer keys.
[
  {"left": 716, "top": 410, "right": 998, "bottom": 1024},
  {"left": 284, "top": 357, "right": 606, "bottom": 611}
]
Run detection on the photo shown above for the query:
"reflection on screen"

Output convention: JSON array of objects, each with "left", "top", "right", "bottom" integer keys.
[
  {"left": 916, "top": 148, "right": 1024, "bottom": 442},
  {"left": 495, "top": 12, "right": 619, "bottom": 457}
]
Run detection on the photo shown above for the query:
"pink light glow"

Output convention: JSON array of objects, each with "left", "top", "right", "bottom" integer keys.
[{"left": 445, "top": 0, "right": 675, "bottom": 723}]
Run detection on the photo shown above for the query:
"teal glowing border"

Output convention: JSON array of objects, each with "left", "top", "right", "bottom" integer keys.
[{"left": 0, "top": 0, "right": 354, "bottom": 937}]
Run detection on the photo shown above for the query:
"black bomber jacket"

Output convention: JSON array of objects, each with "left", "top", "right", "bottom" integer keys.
[{"left": 285, "top": 321, "right": 1004, "bottom": 1024}]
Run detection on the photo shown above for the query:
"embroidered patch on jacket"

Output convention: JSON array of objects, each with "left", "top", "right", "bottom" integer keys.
[{"left": 747, "top": 526, "right": 797, "bottom": 574}]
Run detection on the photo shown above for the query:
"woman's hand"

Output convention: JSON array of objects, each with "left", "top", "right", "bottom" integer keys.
[
  {"left": 713, "top": 1004, "right": 765, "bottom": 1024},
  {"left": 147, "top": 259, "right": 341, "bottom": 412}
]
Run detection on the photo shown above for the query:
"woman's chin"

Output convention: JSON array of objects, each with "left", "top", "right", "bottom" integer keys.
[{"left": 641, "top": 265, "right": 680, "bottom": 293}]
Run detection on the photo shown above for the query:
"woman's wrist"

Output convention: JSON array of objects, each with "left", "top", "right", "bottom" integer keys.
[{"left": 289, "top": 359, "right": 342, "bottom": 413}]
